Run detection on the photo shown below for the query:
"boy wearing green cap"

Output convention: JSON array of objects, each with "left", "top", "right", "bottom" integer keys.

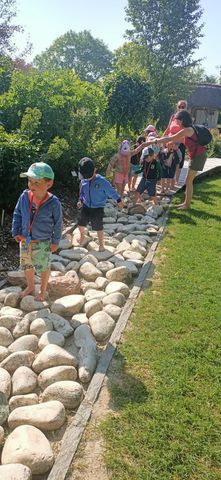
[{"left": 12, "top": 162, "right": 63, "bottom": 301}]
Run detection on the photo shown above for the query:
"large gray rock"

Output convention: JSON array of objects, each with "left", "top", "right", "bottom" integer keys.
[
  {"left": 95, "top": 276, "right": 109, "bottom": 290},
  {"left": 70, "top": 313, "right": 88, "bottom": 329},
  {"left": 9, "top": 394, "right": 39, "bottom": 412},
  {"left": 48, "top": 312, "right": 73, "bottom": 337},
  {"left": 123, "top": 250, "right": 144, "bottom": 261},
  {"left": 32, "top": 344, "right": 77, "bottom": 373},
  {"left": 84, "top": 289, "right": 106, "bottom": 302},
  {"left": 84, "top": 299, "right": 103, "bottom": 318},
  {"left": 103, "top": 304, "right": 121, "bottom": 321},
  {"left": 42, "top": 381, "right": 84, "bottom": 409},
  {"left": 38, "top": 331, "right": 65, "bottom": 349},
  {"left": 0, "top": 351, "right": 34, "bottom": 374},
  {"left": 105, "top": 281, "right": 130, "bottom": 298},
  {"left": 74, "top": 324, "right": 97, "bottom": 383},
  {"left": 0, "top": 315, "right": 20, "bottom": 331},
  {"left": 12, "top": 366, "right": 37, "bottom": 395},
  {"left": 8, "top": 400, "right": 66, "bottom": 431},
  {"left": 96, "top": 261, "right": 114, "bottom": 274},
  {"left": 115, "top": 260, "right": 138, "bottom": 276},
  {"left": 12, "top": 318, "right": 30, "bottom": 339},
  {"left": 91, "top": 249, "right": 114, "bottom": 261},
  {"left": 79, "top": 262, "right": 102, "bottom": 282},
  {"left": 1, "top": 425, "right": 54, "bottom": 474},
  {"left": 78, "top": 254, "right": 98, "bottom": 267},
  {"left": 0, "top": 306, "right": 23, "bottom": 318},
  {"left": 102, "top": 292, "right": 126, "bottom": 307},
  {"left": 106, "top": 266, "right": 131, "bottom": 283},
  {"left": 20, "top": 296, "right": 49, "bottom": 312},
  {"left": 59, "top": 247, "right": 87, "bottom": 261},
  {"left": 30, "top": 316, "right": 54, "bottom": 336},
  {"left": 0, "top": 287, "right": 22, "bottom": 303},
  {"left": 0, "top": 326, "right": 14, "bottom": 347},
  {"left": 4, "top": 291, "right": 21, "bottom": 308},
  {"left": 7, "top": 270, "right": 27, "bottom": 287},
  {"left": 0, "top": 464, "right": 32, "bottom": 480},
  {"left": 38, "top": 365, "right": 77, "bottom": 390},
  {"left": 51, "top": 295, "right": 85, "bottom": 316},
  {"left": 8, "top": 335, "right": 38, "bottom": 354},
  {"left": 0, "top": 367, "right": 11, "bottom": 398},
  {"left": 89, "top": 311, "right": 115, "bottom": 342}
]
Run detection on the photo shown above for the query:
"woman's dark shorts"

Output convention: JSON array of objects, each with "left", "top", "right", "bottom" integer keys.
[
  {"left": 137, "top": 178, "right": 157, "bottom": 196},
  {"left": 179, "top": 143, "right": 186, "bottom": 169},
  {"left": 78, "top": 204, "right": 104, "bottom": 231}
]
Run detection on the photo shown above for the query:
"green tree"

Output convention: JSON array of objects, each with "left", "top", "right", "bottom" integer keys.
[
  {"left": 104, "top": 72, "right": 151, "bottom": 137},
  {"left": 125, "top": 0, "right": 204, "bottom": 124},
  {"left": 34, "top": 30, "right": 114, "bottom": 82},
  {"left": 20, "top": 107, "right": 42, "bottom": 139}
]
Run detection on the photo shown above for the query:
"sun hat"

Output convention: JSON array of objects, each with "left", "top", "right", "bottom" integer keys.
[
  {"left": 78, "top": 157, "right": 95, "bottom": 179},
  {"left": 20, "top": 162, "right": 54, "bottom": 180},
  {"left": 119, "top": 140, "right": 131, "bottom": 155},
  {"left": 147, "top": 131, "right": 157, "bottom": 138},
  {"left": 141, "top": 146, "right": 155, "bottom": 161},
  {"left": 144, "top": 124, "right": 157, "bottom": 133}
]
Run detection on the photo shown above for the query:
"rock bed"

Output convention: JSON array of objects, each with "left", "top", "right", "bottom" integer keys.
[{"left": 0, "top": 199, "right": 169, "bottom": 479}]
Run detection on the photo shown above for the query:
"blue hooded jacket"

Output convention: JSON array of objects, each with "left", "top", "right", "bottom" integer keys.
[
  {"left": 79, "top": 174, "right": 121, "bottom": 208},
  {"left": 12, "top": 189, "right": 63, "bottom": 244}
]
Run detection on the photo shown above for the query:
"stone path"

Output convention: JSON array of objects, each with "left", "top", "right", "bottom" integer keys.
[{"left": 0, "top": 197, "right": 170, "bottom": 479}]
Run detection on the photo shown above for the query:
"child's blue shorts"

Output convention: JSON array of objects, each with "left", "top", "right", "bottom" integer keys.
[{"left": 137, "top": 178, "right": 157, "bottom": 196}]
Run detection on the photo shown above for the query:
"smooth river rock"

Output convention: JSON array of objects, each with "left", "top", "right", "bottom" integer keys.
[
  {"left": 51, "top": 295, "right": 85, "bottom": 316},
  {"left": 9, "top": 394, "right": 39, "bottom": 412},
  {"left": 32, "top": 344, "right": 77, "bottom": 373},
  {"left": 38, "top": 365, "right": 77, "bottom": 390},
  {"left": 42, "top": 380, "right": 84, "bottom": 409},
  {"left": 89, "top": 311, "right": 115, "bottom": 342},
  {"left": 105, "top": 281, "right": 130, "bottom": 298},
  {"left": 8, "top": 400, "right": 66, "bottom": 431},
  {"left": 0, "top": 351, "right": 35, "bottom": 374},
  {"left": 0, "top": 464, "right": 32, "bottom": 480},
  {"left": 1, "top": 424, "right": 54, "bottom": 474},
  {"left": 12, "top": 366, "right": 37, "bottom": 395},
  {"left": 0, "top": 367, "right": 11, "bottom": 398},
  {"left": 8, "top": 335, "right": 38, "bottom": 354},
  {"left": 38, "top": 331, "right": 65, "bottom": 350}
]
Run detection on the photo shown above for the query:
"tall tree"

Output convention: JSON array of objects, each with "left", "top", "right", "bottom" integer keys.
[
  {"left": 0, "top": 0, "right": 23, "bottom": 54},
  {"left": 104, "top": 72, "right": 151, "bottom": 137},
  {"left": 125, "top": 0, "right": 204, "bottom": 124},
  {"left": 34, "top": 30, "right": 114, "bottom": 82}
]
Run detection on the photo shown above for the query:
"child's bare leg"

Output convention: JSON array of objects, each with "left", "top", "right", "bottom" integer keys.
[
  {"left": 134, "top": 191, "right": 141, "bottom": 204},
  {"left": 115, "top": 183, "right": 124, "bottom": 196},
  {"left": 20, "top": 268, "right": 35, "bottom": 298},
  {"left": 77, "top": 225, "right": 86, "bottom": 245},
  {"left": 175, "top": 165, "right": 180, "bottom": 184},
  {"left": 131, "top": 175, "right": 137, "bottom": 190},
  {"left": 128, "top": 175, "right": 132, "bottom": 191},
  {"left": 35, "top": 270, "right": 50, "bottom": 301},
  {"left": 97, "top": 230, "right": 104, "bottom": 251}
]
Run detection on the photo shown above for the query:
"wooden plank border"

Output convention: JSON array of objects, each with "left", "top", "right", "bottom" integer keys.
[{"left": 48, "top": 213, "right": 168, "bottom": 480}]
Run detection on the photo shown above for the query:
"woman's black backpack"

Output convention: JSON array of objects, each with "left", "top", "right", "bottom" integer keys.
[{"left": 192, "top": 125, "right": 212, "bottom": 146}]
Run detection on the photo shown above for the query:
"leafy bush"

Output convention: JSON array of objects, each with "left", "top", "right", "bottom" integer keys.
[
  {"left": 207, "top": 129, "right": 221, "bottom": 158},
  {"left": 0, "top": 127, "right": 40, "bottom": 209}
]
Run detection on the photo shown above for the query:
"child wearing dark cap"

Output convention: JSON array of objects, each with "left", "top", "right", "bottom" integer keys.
[
  {"left": 77, "top": 157, "right": 124, "bottom": 251},
  {"left": 133, "top": 147, "right": 162, "bottom": 205}
]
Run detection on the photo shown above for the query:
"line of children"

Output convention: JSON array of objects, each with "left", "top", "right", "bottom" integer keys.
[{"left": 106, "top": 138, "right": 150, "bottom": 196}]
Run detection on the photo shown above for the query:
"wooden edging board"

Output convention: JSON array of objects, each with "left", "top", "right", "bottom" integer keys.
[{"left": 48, "top": 212, "right": 169, "bottom": 480}]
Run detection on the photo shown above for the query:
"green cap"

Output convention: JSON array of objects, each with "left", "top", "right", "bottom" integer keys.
[{"left": 20, "top": 162, "right": 54, "bottom": 180}]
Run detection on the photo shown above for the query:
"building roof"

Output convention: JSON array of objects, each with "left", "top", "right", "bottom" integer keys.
[{"left": 187, "top": 83, "right": 221, "bottom": 109}]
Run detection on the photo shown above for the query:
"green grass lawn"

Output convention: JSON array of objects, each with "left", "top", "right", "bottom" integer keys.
[{"left": 101, "top": 175, "right": 221, "bottom": 480}]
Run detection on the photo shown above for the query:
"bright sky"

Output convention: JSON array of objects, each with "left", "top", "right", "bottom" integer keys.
[{"left": 14, "top": 0, "right": 220, "bottom": 76}]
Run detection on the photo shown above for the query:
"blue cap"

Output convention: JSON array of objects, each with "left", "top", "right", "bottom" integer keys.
[{"left": 20, "top": 162, "right": 54, "bottom": 180}]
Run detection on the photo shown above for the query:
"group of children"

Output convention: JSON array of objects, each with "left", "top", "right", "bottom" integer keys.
[{"left": 12, "top": 125, "right": 184, "bottom": 301}]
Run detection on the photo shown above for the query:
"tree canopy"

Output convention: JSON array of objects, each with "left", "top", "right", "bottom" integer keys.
[{"left": 34, "top": 30, "right": 114, "bottom": 82}]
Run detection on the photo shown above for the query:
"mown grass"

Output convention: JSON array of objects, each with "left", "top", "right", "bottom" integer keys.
[{"left": 101, "top": 175, "right": 221, "bottom": 480}]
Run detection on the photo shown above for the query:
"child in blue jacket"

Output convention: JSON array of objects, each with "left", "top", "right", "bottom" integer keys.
[
  {"left": 12, "top": 162, "right": 62, "bottom": 301},
  {"left": 77, "top": 157, "right": 123, "bottom": 251}
]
